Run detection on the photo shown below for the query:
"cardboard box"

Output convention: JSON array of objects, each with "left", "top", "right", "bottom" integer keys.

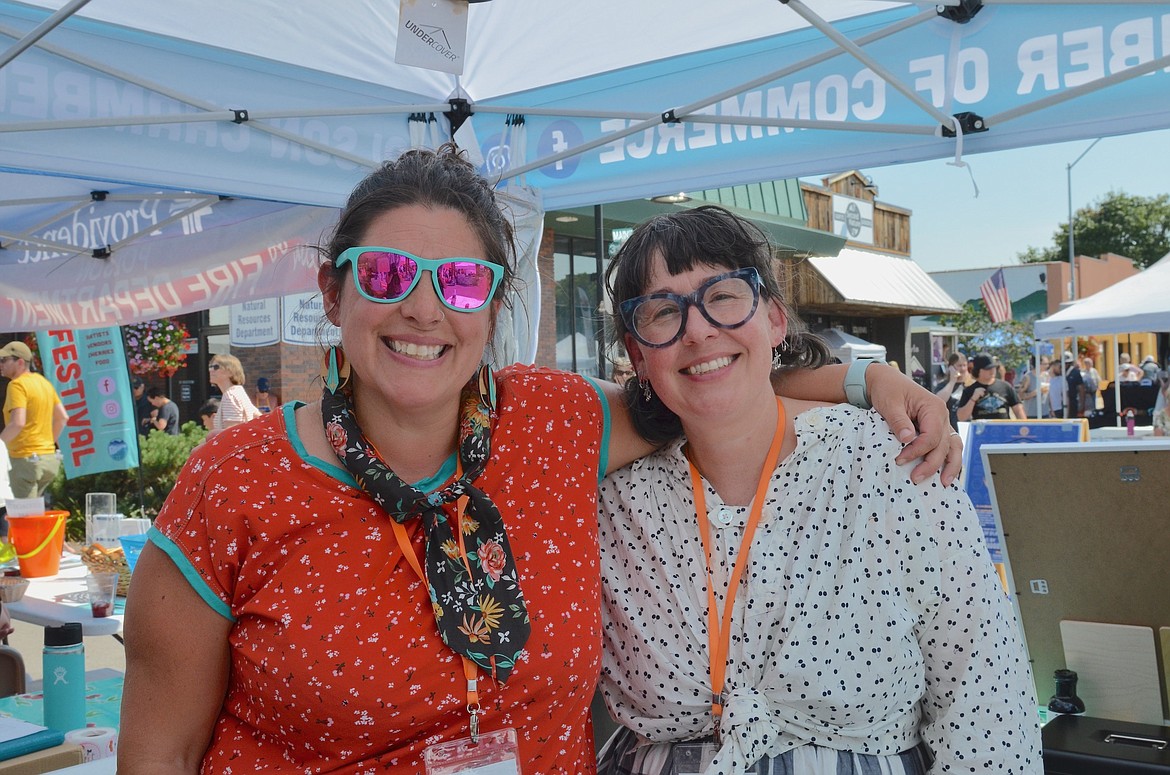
[{"left": 0, "top": 742, "right": 84, "bottom": 774}]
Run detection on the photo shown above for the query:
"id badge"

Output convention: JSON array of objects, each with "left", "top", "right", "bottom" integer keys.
[
  {"left": 668, "top": 741, "right": 717, "bottom": 774},
  {"left": 423, "top": 728, "right": 522, "bottom": 775}
]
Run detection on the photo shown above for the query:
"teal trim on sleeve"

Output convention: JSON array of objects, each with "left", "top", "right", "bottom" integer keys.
[
  {"left": 282, "top": 400, "right": 456, "bottom": 490},
  {"left": 284, "top": 401, "right": 356, "bottom": 486},
  {"left": 148, "top": 526, "right": 235, "bottom": 622},
  {"left": 583, "top": 376, "right": 612, "bottom": 484}
]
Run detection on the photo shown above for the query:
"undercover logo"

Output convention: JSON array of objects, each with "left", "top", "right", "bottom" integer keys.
[{"left": 403, "top": 19, "right": 459, "bottom": 63}]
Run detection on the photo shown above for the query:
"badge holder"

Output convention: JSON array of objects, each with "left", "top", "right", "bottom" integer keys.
[
  {"left": 423, "top": 727, "right": 521, "bottom": 775},
  {"left": 668, "top": 740, "right": 718, "bottom": 774}
]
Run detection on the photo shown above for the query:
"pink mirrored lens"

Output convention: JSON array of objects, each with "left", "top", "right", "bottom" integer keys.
[
  {"left": 436, "top": 262, "right": 495, "bottom": 310},
  {"left": 357, "top": 250, "right": 417, "bottom": 300}
]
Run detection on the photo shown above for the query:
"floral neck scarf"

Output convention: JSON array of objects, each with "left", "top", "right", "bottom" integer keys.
[{"left": 321, "top": 365, "right": 530, "bottom": 682}]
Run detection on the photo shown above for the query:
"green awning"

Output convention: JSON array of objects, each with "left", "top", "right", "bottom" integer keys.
[{"left": 547, "top": 194, "right": 844, "bottom": 258}]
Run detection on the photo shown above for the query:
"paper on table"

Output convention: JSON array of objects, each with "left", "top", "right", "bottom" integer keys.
[
  {"left": 0, "top": 715, "right": 49, "bottom": 743},
  {"left": 5, "top": 498, "right": 44, "bottom": 518}
]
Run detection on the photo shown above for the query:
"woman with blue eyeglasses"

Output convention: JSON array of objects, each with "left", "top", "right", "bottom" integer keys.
[
  {"left": 595, "top": 206, "right": 1041, "bottom": 775},
  {"left": 119, "top": 147, "right": 962, "bottom": 774}
]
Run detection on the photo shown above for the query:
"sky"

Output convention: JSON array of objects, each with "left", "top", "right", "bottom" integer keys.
[{"left": 806, "top": 128, "right": 1170, "bottom": 274}]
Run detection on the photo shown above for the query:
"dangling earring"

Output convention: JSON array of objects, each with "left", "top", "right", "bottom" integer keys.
[
  {"left": 639, "top": 376, "right": 653, "bottom": 403},
  {"left": 323, "top": 345, "right": 351, "bottom": 394},
  {"left": 772, "top": 340, "right": 788, "bottom": 370}
]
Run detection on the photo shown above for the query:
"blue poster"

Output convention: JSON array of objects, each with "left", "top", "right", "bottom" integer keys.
[
  {"left": 35, "top": 328, "right": 139, "bottom": 478},
  {"left": 962, "top": 420, "right": 1086, "bottom": 564}
]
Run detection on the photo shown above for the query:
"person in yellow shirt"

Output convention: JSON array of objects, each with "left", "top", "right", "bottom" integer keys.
[{"left": 0, "top": 341, "right": 68, "bottom": 497}]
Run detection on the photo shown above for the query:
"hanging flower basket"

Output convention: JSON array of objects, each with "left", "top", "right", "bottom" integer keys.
[{"left": 125, "top": 318, "right": 190, "bottom": 378}]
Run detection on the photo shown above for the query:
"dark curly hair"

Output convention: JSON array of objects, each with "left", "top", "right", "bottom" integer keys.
[{"left": 604, "top": 204, "right": 829, "bottom": 444}]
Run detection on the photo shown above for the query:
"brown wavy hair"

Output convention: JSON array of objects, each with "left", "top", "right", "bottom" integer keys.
[{"left": 605, "top": 204, "right": 829, "bottom": 444}]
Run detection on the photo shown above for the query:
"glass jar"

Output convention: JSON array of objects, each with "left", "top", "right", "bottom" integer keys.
[{"left": 1047, "top": 668, "right": 1086, "bottom": 715}]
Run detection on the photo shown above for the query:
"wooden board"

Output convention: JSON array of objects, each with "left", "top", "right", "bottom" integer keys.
[
  {"left": 1060, "top": 620, "right": 1162, "bottom": 724},
  {"left": 1160, "top": 627, "right": 1170, "bottom": 717},
  {"left": 981, "top": 441, "right": 1170, "bottom": 719}
]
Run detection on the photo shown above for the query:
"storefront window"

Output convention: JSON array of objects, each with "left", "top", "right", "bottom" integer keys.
[{"left": 553, "top": 234, "right": 604, "bottom": 378}]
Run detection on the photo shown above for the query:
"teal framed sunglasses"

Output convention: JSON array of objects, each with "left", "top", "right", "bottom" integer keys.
[{"left": 336, "top": 247, "right": 503, "bottom": 313}]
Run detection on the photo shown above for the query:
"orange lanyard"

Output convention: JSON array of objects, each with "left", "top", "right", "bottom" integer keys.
[
  {"left": 389, "top": 463, "right": 484, "bottom": 741},
  {"left": 687, "top": 397, "right": 785, "bottom": 744}
]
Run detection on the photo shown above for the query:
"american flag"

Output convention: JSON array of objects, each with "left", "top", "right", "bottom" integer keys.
[{"left": 980, "top": 268, "right": 1012, "bottom": 323}]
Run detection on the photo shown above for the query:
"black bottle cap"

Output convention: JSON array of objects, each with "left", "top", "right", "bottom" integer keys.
[{"left": 44, "top": 622, "right": 83, "bottom": 647}]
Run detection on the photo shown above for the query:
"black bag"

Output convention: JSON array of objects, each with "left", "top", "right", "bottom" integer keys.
[{"left": 1043, "top": 714, "right": 1170, "bottom": 774}]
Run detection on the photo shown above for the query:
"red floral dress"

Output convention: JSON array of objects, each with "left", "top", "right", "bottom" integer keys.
[{"left": 152, "top": 365, "right": 608, "bottom": 773}]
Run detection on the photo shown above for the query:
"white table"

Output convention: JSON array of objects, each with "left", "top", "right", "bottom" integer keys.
[
  {"left": 1089, "top": 425, "right": 1155, "bottom": 441},
  {"left": 42, "top": 759, "right": 115, "bottom": 774},
  {"left": 6, "top": 561, "right": 123, "bottom": 638}
]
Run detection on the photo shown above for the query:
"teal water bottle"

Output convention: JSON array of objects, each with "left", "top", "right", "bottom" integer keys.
[{"left": 42, "top": 622, "right": 86, "bottom": 732}]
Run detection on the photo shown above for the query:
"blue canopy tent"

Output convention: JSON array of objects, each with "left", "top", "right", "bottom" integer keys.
[
  {"left": 2, "top": 1, "right": 1169, "bottom": 209},
  {"left": 2, "top": 0, "right": 1169, "bottom": 328}
]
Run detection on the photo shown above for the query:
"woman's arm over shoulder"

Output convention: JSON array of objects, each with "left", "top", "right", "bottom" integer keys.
[
  {"left": 598, "top": 379, "right": 656, "bottom": 475},
  {"left": 776, "top": 363, "right": 962, "bottom": 486},
  {"left": 602, "top": 362, "right": 961, "bottom": 483},
  {"left": 495, "top": 366, "right": 654, "bottom": 476},
  {"left": 119, "top": 543, "right": 231, "bottom": 774}
]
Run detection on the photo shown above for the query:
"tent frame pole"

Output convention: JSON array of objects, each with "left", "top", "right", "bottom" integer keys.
[
  {"left": 501, "top": 7, "right": 935, "bottom": 180},
  {"left": 782, "top": 0, "right": 955, "bottom": 129},
  {"left": 0, "top": 22, "right": 379, "bottom": 169},
  {"left": 989, "top": 53, "right": 1170, "bottom": 126},
  {"left": 3, "top": 195, "right": 218, "bottom": 255},
  {"left": 1113, "top": 337, "right": 1122, "bottom": 426},
  {"left": 0, "top": 0, "right": 91, "bottom": 69}
]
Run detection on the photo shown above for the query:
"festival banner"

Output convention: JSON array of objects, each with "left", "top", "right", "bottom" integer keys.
[{"left": 35, "top": 327, "right": 139, "bottom": 478}]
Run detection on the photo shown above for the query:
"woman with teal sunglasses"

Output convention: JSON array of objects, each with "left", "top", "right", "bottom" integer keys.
[{"left": 120, "top": 144, "right": 962, "bottom": 774}]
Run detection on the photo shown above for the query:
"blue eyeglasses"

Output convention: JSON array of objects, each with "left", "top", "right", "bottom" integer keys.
[
  {"left": 619, "top": 267, "right": 762, "bottom": 348},
  {"left": 336, "top": 247, "right": 503, "bottom": 313}
]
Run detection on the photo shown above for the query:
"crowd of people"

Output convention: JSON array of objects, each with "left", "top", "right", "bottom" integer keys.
[
  {"left": 134, "top": 365, "right": 272, "bottom": 438},
  {"left": 935, "top": 347, "right": 1166, "bottom": 424}
]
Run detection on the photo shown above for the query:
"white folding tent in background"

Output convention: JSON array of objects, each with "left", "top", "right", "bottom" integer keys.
[
  {"left": 818, "top": 328, "right": 888, "bottom": 363},
  {"left": 2, "top": 0, "right": 1170, "bottom": 335},
  {"left": 1034, "top": 253, "right": 1170, "bottom": 422},
  {"left": 1033, "top": 253, "right": 1170, "bottom": 340}
]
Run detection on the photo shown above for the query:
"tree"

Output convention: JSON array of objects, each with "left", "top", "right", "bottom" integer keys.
[
  {"left": 1018, "top": 191, "right": 1170, "bottom": 270},
  {"left": 938, "top": 302, "right": 1036, "bottom": 372}
]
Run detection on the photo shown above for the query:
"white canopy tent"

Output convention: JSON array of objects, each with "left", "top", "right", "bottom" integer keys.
[
  {"left": 817, "top": 328, "right": 889, "bottom": 363},
  {"left": 1033, "top": 252, "right": 1170, "bottom": 423},
  {"left": 1033, "top": 253, "right": 1170, "bottom": 339},
  {"left": 2, "top": 0, "right": 1170, "bottom": 339}
]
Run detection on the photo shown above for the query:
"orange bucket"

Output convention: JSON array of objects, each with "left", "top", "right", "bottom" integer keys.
[{"left": 8, "top": 510, "right": 68, "bottom": 578}]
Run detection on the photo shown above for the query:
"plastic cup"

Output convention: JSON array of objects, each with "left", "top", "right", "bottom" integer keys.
[
  {"left": 85, "top": 493, "right": 118, "bottom": 547},
  {"left": 85, "top": 572, "right": 119, "bottom": 618}
]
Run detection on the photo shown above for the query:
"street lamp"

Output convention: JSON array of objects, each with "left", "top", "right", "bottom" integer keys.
[{"left": 1066, "top": 138, "right": 1101, "bottom": 300}]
